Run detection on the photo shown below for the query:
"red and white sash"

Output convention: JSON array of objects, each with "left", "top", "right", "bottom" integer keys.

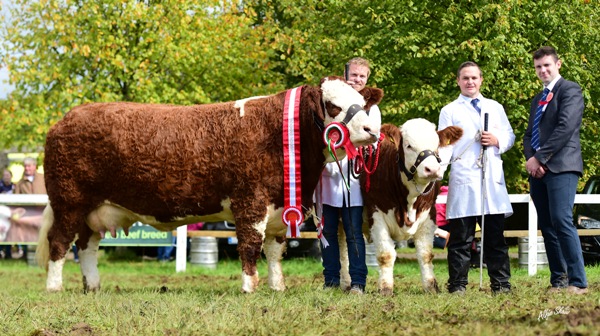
[{"left": 282, "top": 87, "right": 303, "bottom": 238}]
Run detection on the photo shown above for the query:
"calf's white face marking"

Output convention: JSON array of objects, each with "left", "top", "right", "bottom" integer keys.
[{"left": 401, "top": 118, "right": 443, "bottom": 183}]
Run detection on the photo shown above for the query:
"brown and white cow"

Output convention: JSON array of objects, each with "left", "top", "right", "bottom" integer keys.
[
  {"left": 339, "top": 119, "right": 462, "bottom": 294},
  {"left": 36, "top": 77, "right": 383, "bottom": 293}
]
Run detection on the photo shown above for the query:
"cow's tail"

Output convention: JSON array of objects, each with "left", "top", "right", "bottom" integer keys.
[{"left": 36, "top": 202, "right": 54, "bottom": 270}]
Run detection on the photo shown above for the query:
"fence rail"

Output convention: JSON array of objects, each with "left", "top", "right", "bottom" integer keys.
[{"left": 2, "top": 193, "right": 599, "bottom": 275}]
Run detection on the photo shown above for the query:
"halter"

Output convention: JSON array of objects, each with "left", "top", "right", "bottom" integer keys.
[{"left": 399, "top": 147, "right": 441, "bottom": 181}]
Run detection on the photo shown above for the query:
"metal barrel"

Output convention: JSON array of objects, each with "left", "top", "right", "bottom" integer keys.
[
  {"left": 365, "top": 242, "right": 379, "bottom": 267},
  {"left": 518, "top": 237, "right": 548, "bottom": 269},
  {"left": 189, "top": 237, "right": 218, "bottom": 269}
]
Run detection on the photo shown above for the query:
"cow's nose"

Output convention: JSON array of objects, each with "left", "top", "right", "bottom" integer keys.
[
  {"left": 364, "top": 126, "right": 377, "bottom": 139},
  {"left": 424, "top": 165, "right": 441, "bottom": 177}
]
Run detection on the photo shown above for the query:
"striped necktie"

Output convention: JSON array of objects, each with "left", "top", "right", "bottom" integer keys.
[
  {"left": 531, "top": 88, "right": 550, "bottom": 150},
  {"left": 471, "top": 98, "right": 481, "bottom": 114}
]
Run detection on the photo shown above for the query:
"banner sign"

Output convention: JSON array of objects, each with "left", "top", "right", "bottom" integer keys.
[{"left": 101, "top": 222, "right": 173, "bottom": 246}]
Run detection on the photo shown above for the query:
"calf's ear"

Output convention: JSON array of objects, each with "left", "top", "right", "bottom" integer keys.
[
  {"left": 359, "top": 87, "right": 384, "bottom": 111},
  {"left": 438, "top": 126, "right": 463, "bottom": 147}
]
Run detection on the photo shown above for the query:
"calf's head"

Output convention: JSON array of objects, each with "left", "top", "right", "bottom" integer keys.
[
  {"left": 400, "top": 118, "right": 462, "bottom": 184},
  {"left": 320, "top": 77, "right": 383, "bottom": 148}
]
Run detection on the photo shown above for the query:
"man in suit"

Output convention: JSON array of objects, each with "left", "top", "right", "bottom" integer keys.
[{"left": 523, "top": 46, "right": 588, "bottom": 295}]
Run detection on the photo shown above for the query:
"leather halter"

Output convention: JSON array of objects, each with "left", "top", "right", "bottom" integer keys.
[
  {"left": 341, "top": 104, "right": 364, "bottom": 125},
  {"left": 399, "top": 147, "right": 441, "bottom": 181}
]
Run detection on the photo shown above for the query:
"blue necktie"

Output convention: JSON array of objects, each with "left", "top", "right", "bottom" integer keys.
[
  {"left": 471, "top": 98, "right": 481, "bottom": 114},
  {"left": 531, "top": 88, "right": 550, "bottom": 150}
]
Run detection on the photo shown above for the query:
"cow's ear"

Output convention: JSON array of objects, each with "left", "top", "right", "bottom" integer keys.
[
  {"left": 381, "top": 123, "right": 401, "bottom": 149},
  {"left": 305, "top": 85, "right": 326, "bottom": 121},
  {"left": 359, "top": 87, "right": 384, "bottom": 111},
  {"left": 437, "top": 126, "right": 463, "bottom": 147}
]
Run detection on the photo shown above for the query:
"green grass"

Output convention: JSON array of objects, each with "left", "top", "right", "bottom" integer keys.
[{"left": 1, "top": 251, "right": 599, "bottom": 336}]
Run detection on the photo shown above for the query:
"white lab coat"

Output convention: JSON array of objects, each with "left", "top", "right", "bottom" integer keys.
[
  {"left": 438, "top": 95, "right": 514, "bottom": 219},
  {"left": 319, "top": 105, "right": 381, "bottom": 207}
]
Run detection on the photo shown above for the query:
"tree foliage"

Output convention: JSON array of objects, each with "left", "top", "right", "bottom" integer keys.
[
  {"left": 2, "top": 0, "right": 600, "bottom": 192},
  {"left": 244, "top": 0, "right": 600, "bottom": 192},
  {"left": 0, "top": 0, "right": 283, "bottom": 150}
]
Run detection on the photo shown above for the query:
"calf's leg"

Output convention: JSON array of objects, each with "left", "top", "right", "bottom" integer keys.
[
  {"left": 413, "top": 218, "right": 439, "bottom": 293},
  {"left": 263, "top": 235, "right": 286, "bottom": 291}
]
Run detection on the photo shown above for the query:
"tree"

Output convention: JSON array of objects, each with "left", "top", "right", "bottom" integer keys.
[
  {"left": 246, "top": 0, "right": 600, "bottom": 192},
  {"left": 0, "top": 0, "right": 282, "bottom": 150}
]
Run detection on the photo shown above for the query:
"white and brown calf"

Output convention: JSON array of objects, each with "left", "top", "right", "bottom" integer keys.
[{"left": 340, "top": 119, "right": 462, "bottom": 294}]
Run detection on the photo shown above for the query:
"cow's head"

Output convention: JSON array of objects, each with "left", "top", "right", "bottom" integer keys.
[
  {"left": 0, "top": 205, "right": 11, "bottom": 241},
  {"left": 320, "top": 76, "right": 383, "bottom": 150},
  {"left": 400, "top": 118, "right": 462, "bottom": 185}
]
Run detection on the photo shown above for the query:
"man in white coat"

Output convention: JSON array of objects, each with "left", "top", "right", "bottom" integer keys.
[{"left": 438, "top": 61, "right": 515, "bottom": 295}]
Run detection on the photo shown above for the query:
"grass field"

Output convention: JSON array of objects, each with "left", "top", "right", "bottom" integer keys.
[{"left": 1, "top": 249, "right": 599, "bottom": 336}]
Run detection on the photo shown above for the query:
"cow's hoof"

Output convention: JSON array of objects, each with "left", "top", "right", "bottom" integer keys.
[
  {"left": 424, "top": 280, "right": 440, "bottom": 294},
  {"left": 379, "top": 287, "right": 394, "bottom": 296},
  {"left": 83, "top": 285, "right": 100, "bottom": 294},
  {"left": 269, "top": 284, "right": 286, "bottom": 292},
  {"left": 47, "top": 286, "right": 63, "bottom": 292}
]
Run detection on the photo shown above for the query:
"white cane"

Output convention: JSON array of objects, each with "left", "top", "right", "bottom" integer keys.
[{"left": 479, "top": 113, "right": 489, "bottom": 289}]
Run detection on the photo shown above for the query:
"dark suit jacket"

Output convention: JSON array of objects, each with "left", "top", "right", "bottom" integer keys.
[{"left": 523, "top": 77, "right": 584, "bottom": 176}]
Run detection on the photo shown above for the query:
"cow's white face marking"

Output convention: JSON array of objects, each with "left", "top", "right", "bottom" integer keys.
[
  {"left": 0, "top": 205, "right": 11, "bottom": 241},
  {"left": 234, "top": 96, "right": 267, "bottom": 117},
  {"left": 321, "top": 79, "right": 379, "bottom": 147},
  {"left": 401, "top": 118, "right": 443, "bottom": 184}
]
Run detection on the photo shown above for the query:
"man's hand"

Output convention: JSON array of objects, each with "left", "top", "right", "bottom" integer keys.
[
  {"left": 526, "top": 157, "right": 546, "bottom": 178},
  {"left": 481, "top": 131, "right": 499, "bottom": 148}
]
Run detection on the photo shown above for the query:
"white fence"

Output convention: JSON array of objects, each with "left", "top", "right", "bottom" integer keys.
[{"left": 2, "top": 193, "right": 600, "bottom": 275}]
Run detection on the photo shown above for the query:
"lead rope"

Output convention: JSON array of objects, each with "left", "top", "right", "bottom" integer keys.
[{"left": 443, "top": 130, "right": 483, "bottom": 168}]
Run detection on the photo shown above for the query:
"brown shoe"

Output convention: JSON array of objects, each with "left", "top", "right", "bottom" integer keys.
[
  {"left": 566, "top": 286, "right": 588, "bottom": 295},
  {"left": 547, "top": 286, "right": 564, "bottom": 294}
]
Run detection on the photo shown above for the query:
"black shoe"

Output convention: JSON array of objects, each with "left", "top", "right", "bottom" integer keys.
[
  {"left": 492, "top": 287, "right": 512, "bottom": 295},
  {"left": 323, "top": 283, "right": 340, "bottom": 290}
]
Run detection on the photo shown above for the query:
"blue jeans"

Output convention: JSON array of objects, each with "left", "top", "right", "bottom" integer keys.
[
  {"left": 321, "top": 204, "right": 367, "bottom": 287},
  {"left": 530, "top": 171, "right": 587, "bottom": 288},
  {"left": 157, "top": 237, "right": 176, "bottom": 261}
]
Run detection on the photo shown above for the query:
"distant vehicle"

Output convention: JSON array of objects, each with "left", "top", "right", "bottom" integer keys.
[
  {"left": 201, "top": 219, "right": 321, "bottom": 260},
  {"left": 573, "top": 175, "right": 600, "bottom": 264}
]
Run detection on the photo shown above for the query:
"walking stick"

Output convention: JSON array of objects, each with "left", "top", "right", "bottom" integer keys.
[{"left": 479, "top": 113, "right": 489, "bottom": 289}]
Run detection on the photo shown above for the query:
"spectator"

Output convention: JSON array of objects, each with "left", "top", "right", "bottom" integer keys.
[
  {"left": 318, "top": 57, "right": 381, "bottom": 295},
  {"left": 438, "top": 61, "right": 514, "bottom": 295},
  {"left": 13, "top": 157, "right": 47, "bottom": 259},
  {"left": 1, "top": 168, "right": 15, "bottom": 194},
  {"left": 0, "top": 168, "right": 15, "bottom": 259},
  {"left": 15, "top": 157, "right": 46, "bottom": 194},
  {"left": 523, "top": 46, "right": 588, "bottom": 295}
]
